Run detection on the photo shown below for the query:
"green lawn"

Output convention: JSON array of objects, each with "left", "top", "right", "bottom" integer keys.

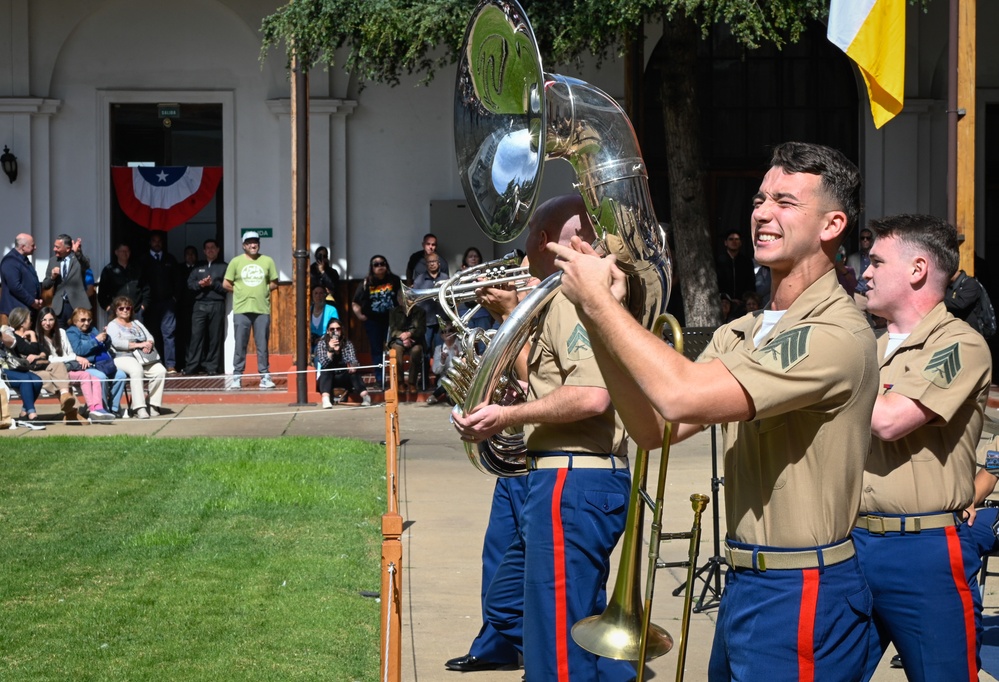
[{"left": 0, "top": 436, "right": 385, "bottom": 681}]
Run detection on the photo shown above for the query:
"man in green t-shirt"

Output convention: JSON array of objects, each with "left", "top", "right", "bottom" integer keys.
[{"left": 223, "top": 232, "right": 279, "bottom": 390}]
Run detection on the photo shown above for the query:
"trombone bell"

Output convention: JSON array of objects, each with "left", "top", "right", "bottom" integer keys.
[{"left": 571, "top": 605, "right": 673, "bottom": 662}]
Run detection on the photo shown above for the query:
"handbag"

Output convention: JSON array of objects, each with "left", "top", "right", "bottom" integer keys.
[
  {"left": 94, "top": 352, "right": 118, "bottom": 378},
  {"left": 133, "top": 346, "right": 161, "bottom": 366}
]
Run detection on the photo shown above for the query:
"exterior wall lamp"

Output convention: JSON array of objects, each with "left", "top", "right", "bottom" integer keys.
[{"left": 1, "top": 146, "right": 18, "bottom": 183}]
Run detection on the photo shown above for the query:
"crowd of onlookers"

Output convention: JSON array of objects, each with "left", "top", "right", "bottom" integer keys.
[
  {"left": 0, "top": 229, "right": 498, "bottom": 426},
  {"left": 0, "top": 229, "right": 281, "bottom": 425}
]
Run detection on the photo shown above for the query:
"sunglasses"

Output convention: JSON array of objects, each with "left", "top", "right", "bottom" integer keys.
[
  {"left": 328, "top": 327, "right": 342, "bottom": 333},
  {"left": 117, "top": 306, "right": 132, "bottom": 311},
  {"left": 372, "top": 261, "right": 387, "bottom": 267},
  {"left": 860, "top": 235, "right": 873, "bottom": 241},
  {"left": 78, "top": 318, "right": 93, "bottom": 323}
]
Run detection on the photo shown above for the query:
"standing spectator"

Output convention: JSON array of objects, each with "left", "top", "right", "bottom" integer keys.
[
  {"left": 185, "top": 239, "right": 227, "bottom": 376},
  {"left": 460, "top": 247, "right": 495, "bottom": 333},
  {"left": 351, "top": 254, "right": 402, "bottom": 385},
  {"left": 41, "top": 233, "right": 91, "bottom": 328},
  {"left": 98, "top": 242, "right": 147, "bottom": 318},
  {"left": 224, "top": 231, "right": 279, "bottom": 390},
  {"left": 413, "top": 252, "right": 449, "bottom": 353},
  {"left": 945, "top": 269, "right": 997, "bottom": 339},
  {"left": 309, "top": 284, "right": 339, "bottom": 352},
  {"left": 139, "top": 230, "right": 179, "bottom": 374},
  {"left": 175, "top": 245, "right": 199, "bottom": 371},
  {"left": 716, "top": 229, "right": 756, "bottom": 301},
  {"left": 314, "top": 319, "right": 371, "bottom": 408},
  {"left": 310, "top": 246, "right": 341, "bottom": 314},
  {"left": 847, "top": 226, "right": 874, "bottom": 308},
  {"left": 406, "top": 233, "right": 451, "bottom": 282},
  {"left": 0, "top": 233, "right": 43, "bottom": 326}
]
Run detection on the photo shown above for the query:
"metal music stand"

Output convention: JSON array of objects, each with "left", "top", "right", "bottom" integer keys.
[{"left": 665, "top": 326, "right": 726, "bottom": 612}]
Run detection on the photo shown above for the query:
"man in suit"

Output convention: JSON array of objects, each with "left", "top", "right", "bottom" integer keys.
[
  {"left": 0, "top": 233, "right": 43, "bottom": 326},
  {"left": 42, "top": 233, "right": 91, "bottom": 327},
  {"left": 140, "top": 230, "right": 179, "bottom": 374}
]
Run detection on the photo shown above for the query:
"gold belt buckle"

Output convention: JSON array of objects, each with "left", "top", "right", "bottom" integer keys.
[{"left": 866, "top": 515, "right": 887, "bottom": 535}]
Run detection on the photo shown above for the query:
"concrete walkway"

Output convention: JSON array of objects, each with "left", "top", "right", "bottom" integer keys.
[{"left": 3, "top": 401, "right": 996, "bottom": 681}]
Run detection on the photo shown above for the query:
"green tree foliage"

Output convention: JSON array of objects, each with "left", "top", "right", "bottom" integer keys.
[
  {"left": 262, "top": 0, "right": 832, "bottom": 80},
  {"left": 260, "top": 0, "right": 927, "bottom": 324}
]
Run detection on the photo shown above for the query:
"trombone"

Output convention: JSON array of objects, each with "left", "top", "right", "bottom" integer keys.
[{"left": 571, "top": 314, "right": 709, "bottom": 682}]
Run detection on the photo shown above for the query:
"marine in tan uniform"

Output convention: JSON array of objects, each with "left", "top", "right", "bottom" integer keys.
[
  {"left": 452, "top": 195, "right": 634, "bottom": 682},
  {"left": 852, "top": 213, "right": 992, "bottom": 682},
  {"left": 553, "top": 141, "right": 878, "bottom": 681}
]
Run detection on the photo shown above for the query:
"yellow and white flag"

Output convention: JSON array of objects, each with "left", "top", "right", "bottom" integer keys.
[{"left": 827, "top": 0, "right": 905, "bottom": 128}]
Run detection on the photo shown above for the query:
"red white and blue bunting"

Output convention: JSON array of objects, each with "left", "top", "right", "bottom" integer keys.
[{"left": 112, "top": 166, "right": 222, "bottom": 231}]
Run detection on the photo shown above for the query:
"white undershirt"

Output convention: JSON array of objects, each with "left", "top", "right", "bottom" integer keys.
[
  {"left": 885, "top": 333, "right": 909, "bottom": 358},
  {"left": 754, "top": 309, "right": 787, "bottom": 347}
]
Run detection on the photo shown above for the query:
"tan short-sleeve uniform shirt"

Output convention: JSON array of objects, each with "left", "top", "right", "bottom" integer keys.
[
  {"left": 699, "top": 270, "right": 879, "bottom": 548},
  {"left": 524, "top": 291, "right": 628, "bottom": 457},
  {"left": 861, "top": 303, "right": 991, "bottom": 514}
]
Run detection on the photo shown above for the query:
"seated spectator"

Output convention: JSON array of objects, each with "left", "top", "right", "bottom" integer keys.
[
  {"left": 427, "top": 325, "right": 459, "bottom": 405},
  {"left": 720, "top": 292, "right": 740, "bottom": 323},
  {"left": 309, "top": 284, "right": 339, "bottom": 352},
  {"left": 1, "top": 321, "right": 43, "bottom": 424},
  {"left": 387, "top": 294, "right": 427, "bottom": 395},
  {"left": 66, "top": 307, "right": 128, "bottom": 419},
  {"left": 4, "top": 306, "right": 81, "bottom": 421},
  {"left": 314, "top": 319, "right": 371, "bottom": 409},
  {"left": 310, "top": 246, "right": 341, "bottom": 313},
  {"left": 742, "top": 290, "right": 763, "bottom": 313},
  {"left": 36, "top": 306, "right": 115, "bottom": 422},
  {"left": 106, "top": 296, "right": 167, "bottom": 420}
]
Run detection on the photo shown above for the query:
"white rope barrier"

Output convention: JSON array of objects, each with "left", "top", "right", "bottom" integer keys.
[{"left": 382, "top": 561, "right": 397, "bottom": 682}]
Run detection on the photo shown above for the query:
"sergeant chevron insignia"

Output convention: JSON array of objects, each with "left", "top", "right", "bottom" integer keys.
[
  {"left": 755, "top": 326, "right": 812, "bottom": 372},
  {"left": 566, "top": 323, "right": 593, "bottom": 360},
  {"left": 921, "top": 342, "right": 962, "bottom": 388}
]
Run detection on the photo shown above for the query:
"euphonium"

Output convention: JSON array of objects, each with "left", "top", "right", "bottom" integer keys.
[{"left": 452, "top": 0, "right": 673, "bottom": 476}]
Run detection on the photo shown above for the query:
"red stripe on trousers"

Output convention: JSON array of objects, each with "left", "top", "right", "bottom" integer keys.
[
  {"left": 551, "top": 469, "right": 570, "bottom": 682},
  {"left": 797, "top": 568, "right": 819, "bottom": 682},
  {"left": 945, "top": 526, "right": 977, "bottom": 681}
]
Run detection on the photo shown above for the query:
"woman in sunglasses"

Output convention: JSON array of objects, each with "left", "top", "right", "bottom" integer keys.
[
  {"left": 36, "top": 306, "right": 115, "bottom": 422},
  {"left": 66, "top": 307, "right": 128, "bottom": 418},
  {"left": 314, "top": 320, "right": 371, "bottom": 408},
  {"left": 106, "top": 295, "right": 166, "bottom": 419},
  {"left": 351, "top": 255, "right": 402, "bottom": 384}
]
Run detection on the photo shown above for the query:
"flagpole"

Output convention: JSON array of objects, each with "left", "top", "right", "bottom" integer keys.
[{"left": 291, "top": 50, "right": 314, "bottom": 406}]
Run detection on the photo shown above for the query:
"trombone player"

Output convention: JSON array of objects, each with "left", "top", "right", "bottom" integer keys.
[
  {"left": 552, "top": 142, "right": 879, "bottom": 680},
  {"left": 453, "top": 194, "right": 636, "bottom": 681}
]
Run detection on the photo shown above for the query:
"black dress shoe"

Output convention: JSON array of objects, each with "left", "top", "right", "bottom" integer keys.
[
  {"left": 890, "top": 654, "right": 903, "bottom": 669},
  {"left": 444, "top": 655, "right": 504, "bottom": 672}
]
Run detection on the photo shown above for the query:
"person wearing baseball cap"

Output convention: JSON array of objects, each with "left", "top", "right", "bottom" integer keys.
[{"left": 223, "top": 231, "right": 278, "bottom": 390}]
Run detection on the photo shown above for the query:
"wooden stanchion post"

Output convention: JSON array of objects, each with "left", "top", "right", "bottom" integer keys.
[{"left": 380, "top": 348, "right": 402, "bottom": 682}]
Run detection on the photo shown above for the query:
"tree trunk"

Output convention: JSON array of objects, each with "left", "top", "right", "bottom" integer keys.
[{"left": 657, "top": 14, "right": 721, "bottom": 328}]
